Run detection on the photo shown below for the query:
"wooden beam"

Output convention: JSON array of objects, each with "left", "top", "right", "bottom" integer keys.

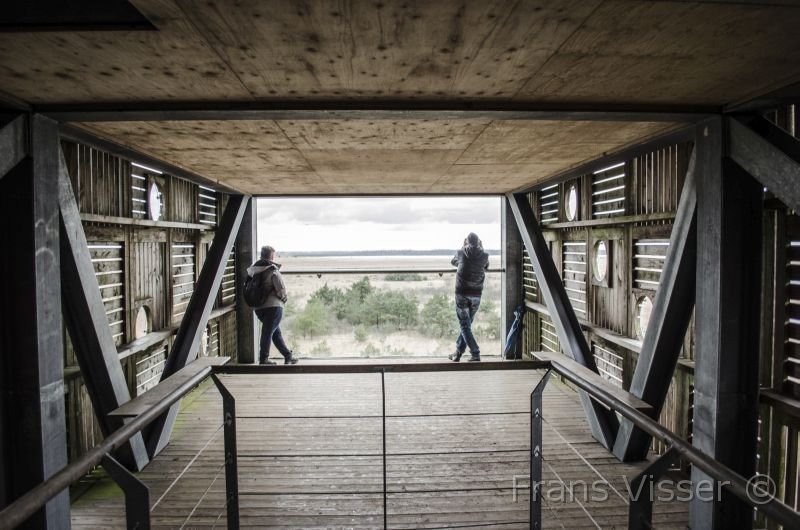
[
  {"left": 0, "top": 114, "right": 69, "bottom": 528},
  {"left": 613, "top": 145, "right": 698, "bottom": 462},
  {"left": 690, "top": 118, "right": 762, "bottom": 529},
  {"left": 57, "top": 147, "right": 150, "bottom": 471},
  {"left": 506, "top": 192, "right": 619, "bottom": 449},
  {"left": 39, "top": 100, "right": 715, "bottom": 123},
  {"left": 0, "top": 0, "right": 156, "bottom": 32},
  {"left": 729, "top": 116, "right": 800, "bottom": 213},
  {"left": 0, "top": 114, "right": 26, "bottom": 179},
  {"left": 145, "top": 194, "right": 250, "bottom": 457},
  {"left": 235, "top": 199, "right": 257, "bottom": 364}
]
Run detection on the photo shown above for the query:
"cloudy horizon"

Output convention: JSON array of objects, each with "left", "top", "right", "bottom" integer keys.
[{"left": 257, "top": 197, "right": 502, "bottom": 253}]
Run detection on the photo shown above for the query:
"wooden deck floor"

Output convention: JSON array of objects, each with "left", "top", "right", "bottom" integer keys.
[{"left": 71, "top": 358, "right": 689, "bottom": 529}]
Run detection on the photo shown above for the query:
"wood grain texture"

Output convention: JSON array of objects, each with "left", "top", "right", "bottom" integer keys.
[
  {"left": 77, "top": 119, "right": 679, "bottom": 194},
  {"left": 70, "top": 365, "right": 690, "bottom": 528}
]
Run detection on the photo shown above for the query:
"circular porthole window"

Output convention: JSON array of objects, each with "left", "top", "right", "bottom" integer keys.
[
  {"left": 134, "top": 306, "right": 151, "bottom": 339},
  {"left": 593, "top": 240, "right": 608, "bottom": 282},
  {"left": 565, "top": 184, "right": 578, "bottom": 221},
  {"left": 635, "top": 296, "right": 653, "bottom": 340},
  {"left": 147, "top": 181, "right": 164, "bottom": 221}
]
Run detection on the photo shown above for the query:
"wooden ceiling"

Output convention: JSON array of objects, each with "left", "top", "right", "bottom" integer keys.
[{"left": 3, "top": 0, "right": 800, "bottom": 194}]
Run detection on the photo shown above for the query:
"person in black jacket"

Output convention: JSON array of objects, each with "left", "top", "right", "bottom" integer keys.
[{"left": 448, "top": 233, "right": 490, "bottom": 362}]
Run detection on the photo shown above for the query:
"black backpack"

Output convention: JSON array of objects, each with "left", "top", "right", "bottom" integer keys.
[{"left": 243, "top": 268, "right": 273, "bottom": 307}]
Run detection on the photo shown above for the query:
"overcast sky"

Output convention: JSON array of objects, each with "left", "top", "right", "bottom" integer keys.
[{"left": 257, "top": 197, "right": 502, "bottom": 252}]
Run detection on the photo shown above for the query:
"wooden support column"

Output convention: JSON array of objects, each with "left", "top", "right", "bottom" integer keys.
[
  {"left": 58, "top": 148, "right": 150, "bottom": 471},
  {"left": 235, "top": 198, "right": 257, "bottom": 364},
  {"left": 729, "top": 115, "right": 800, "bottom": 213},
  {"left": 0, "top": 114, "right": 27, "bottom": 180},
  {"left": 0, "top": 114, "right": 69, "bottom": 528},
  {"left": 146, "top": 195, "right": 249, "bottom": 456},
  {"left": 501, "top": 196, "right": 524, "bottom": 358},
  {"left": 613, "top": 147, "right": 697, "bottom": 462},
  {"left": 507, "top": 192, "right": 619, "bottom": 449},
  {"left": 690, "top": 118, "right": 762, "bottom": 529}
]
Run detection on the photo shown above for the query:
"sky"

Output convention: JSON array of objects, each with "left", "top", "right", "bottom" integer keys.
[{"left": 257, "top": 197, "right": 502, "bottom": 252}]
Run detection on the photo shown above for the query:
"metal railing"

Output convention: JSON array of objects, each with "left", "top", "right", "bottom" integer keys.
[
  {"left": 2, "top": 357, "right": 800, "bottom": 530},
  {"left": 280, "top": 267, "right": 505, "bottom": 276}
]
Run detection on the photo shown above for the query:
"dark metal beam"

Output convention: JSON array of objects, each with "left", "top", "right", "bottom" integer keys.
[
  {"left": 729, "top": 116, "right": 800, "bottom": 213},
  {"left": 613, "top": 145, "right": 698, "bottom": 462},
  {"left": 57, "top": 148, "right": 150, "bottom": 471},
  {"left": 513, "top": 124, "right": 696, "bottom": 194},
  {"left": 38, "top": 100, "right": 716, "bottom": 123},
  {"left": 0, "top": 114, "right": 69, "bottom": 528},
  {"left": 58, "top": 124, "right": 238, "bottom": 194},
  {"left": 724, "top": 79, "right": 800, "bottom": 114},
  {"left": 235, "top": 199, "right": 257, "bottom": 364},
  {"left": 145, "top": 195, "right": 250, "bottom": 457},
  {"left": 507, "top": 192, "right": 619, "bottom": 450},
  {"left": 690, "top": 118, "right": 763, "bottom": 529},
  {"left": 0, "top": 114, "right": 27, "bottom": 179}
]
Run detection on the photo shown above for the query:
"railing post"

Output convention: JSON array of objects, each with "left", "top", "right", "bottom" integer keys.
[
  {"left": 381, "top": 368, "right": 388, "bottom": 530},
  {"left": 628, "top": 447, "right": 680, "bottom": 530},
  {"left": 211, "top": 374, "right": 239, "bottom": 530},
  {"left": 101, "top": 454, "right": 150, "bottom": 530},
  {"left": 530, "top": 369, "right": 552, "bottom": 530}
]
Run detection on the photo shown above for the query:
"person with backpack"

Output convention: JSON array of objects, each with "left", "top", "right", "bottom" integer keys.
[
  {"left": 245, "top": 245, "right": 299, "bottom": 365},
  {"left": 448, "top": 233, "right": 490, "bottom": 362}
]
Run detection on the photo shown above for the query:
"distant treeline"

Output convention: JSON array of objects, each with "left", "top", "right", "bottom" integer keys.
[{"left": 283, "top": 249, "right": 501, "bottom": 257}]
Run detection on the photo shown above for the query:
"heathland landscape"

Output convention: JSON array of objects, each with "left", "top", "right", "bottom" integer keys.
[{"left": 266, "top": 253, "right": 502, "bottom": 359}]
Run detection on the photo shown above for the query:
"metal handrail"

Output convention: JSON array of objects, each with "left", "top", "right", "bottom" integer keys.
[
  {"left": 280, "top": 267, "right": 505, "bottom": 275},
  {"left": 544, "top": 354, "right": 800, "bottom": 530},
  {"left": 0, "top": 362, "right": 215, "bottom": 529},
  {"left": 2, "top": 357, "right": 799, "bottom": 529}
]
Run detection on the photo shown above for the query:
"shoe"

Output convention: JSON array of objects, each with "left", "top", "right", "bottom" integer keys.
[
  {"left": 259, "top": 359, "right": 277, "bottom": 365},
  {"left": 284, "top": 355, "right": 299, "bottom": 365},
  {"left": 467, "top": 354, "right": 481, "bottom": 362},
  {"left": 448, "top": 352, "right": 462, "bottom": 362}
]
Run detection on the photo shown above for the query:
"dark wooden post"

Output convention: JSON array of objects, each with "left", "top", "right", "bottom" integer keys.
[
  {"left": 502, "top": 196, "right": 524, "bottom": 358},
  {"left": 235, "top": 198, "right": 257, "bottom": 364},
  {"left": 690, "top": 118, "right": 762, "bottom": 529},
  {"left": 507, "top": 192, "right": 619, "bottom": 449},
  {"left": 146, "top": 195, "right": 250, "bottom": 457},
  {"left": 0, "top": 114, "right": 70, "bottom": 529},
  {"left": 58, "top": 148, "right": 150, "bottom": 471}
]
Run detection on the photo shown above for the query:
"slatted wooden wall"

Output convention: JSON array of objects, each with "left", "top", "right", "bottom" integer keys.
[
  {"left": 520, "top": 140, "right": 695, "bottom": 462},
  {"left": 60, "top": 140, "right": 237, "bottom": 461}
]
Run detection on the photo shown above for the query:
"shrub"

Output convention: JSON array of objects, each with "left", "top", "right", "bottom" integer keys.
[
  {"left": 292, "top": 299, "right": 330, "bottom": 338},
  {"left": 384, "top": 273, "right": 424, "bottom": 281}
]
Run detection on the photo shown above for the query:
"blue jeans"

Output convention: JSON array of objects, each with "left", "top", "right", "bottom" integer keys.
[
  {"left": 255, "top": 307, "right": 292, "bottom": 363},
  {"left": 455, "top": 294, "right": 481, "bottom": 355}
]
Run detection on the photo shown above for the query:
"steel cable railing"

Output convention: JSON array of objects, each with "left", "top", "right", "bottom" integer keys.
[{"left": 1, "top": 358, "right": 800, "bottom": 530}]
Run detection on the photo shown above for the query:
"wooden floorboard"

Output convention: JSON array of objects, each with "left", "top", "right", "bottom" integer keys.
[{"left": 70, "top": 358, "right": 690, "bottom": 528}]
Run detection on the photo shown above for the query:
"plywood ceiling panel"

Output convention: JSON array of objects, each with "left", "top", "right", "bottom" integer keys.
[
  {"left": 517, "top": 1, "right": 800, "bottom": 105},
  {"left": 0, "top": 0, "right": 799, "bottom": 106},
  {"left": 80, "top": 119, "right": 679, "bottom": 194},
  {"left": 172, "top": 0, "right": 598, "bottom": 99}
]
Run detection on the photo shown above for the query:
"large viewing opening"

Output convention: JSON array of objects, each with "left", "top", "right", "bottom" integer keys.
[{"left": 256, "top": 196, "right": 503, "bottom": 359}]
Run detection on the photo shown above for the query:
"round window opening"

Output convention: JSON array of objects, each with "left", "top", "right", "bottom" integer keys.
[
  {"left": 593, "top": 240, "right": 608, "bottom": 282},
  {"left": 635, "top": 296, "right": 653, "bottom": 340},
  {"left": 565, "top": 184, "right": 578, "bottom": 221},
  {"left": 134, "top": 306, "right": 152, "bottom": 340},
  {"left": 147, "top": 181, "right": 164, "bottom": 221}
]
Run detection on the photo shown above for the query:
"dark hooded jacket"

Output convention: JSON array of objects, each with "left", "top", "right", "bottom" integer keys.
[
  {"left": 451, "top": 243, "right": 490, "bottom": 296},
  {"left": 246, "top": 259, "right": 288, "bottom": 309}
]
